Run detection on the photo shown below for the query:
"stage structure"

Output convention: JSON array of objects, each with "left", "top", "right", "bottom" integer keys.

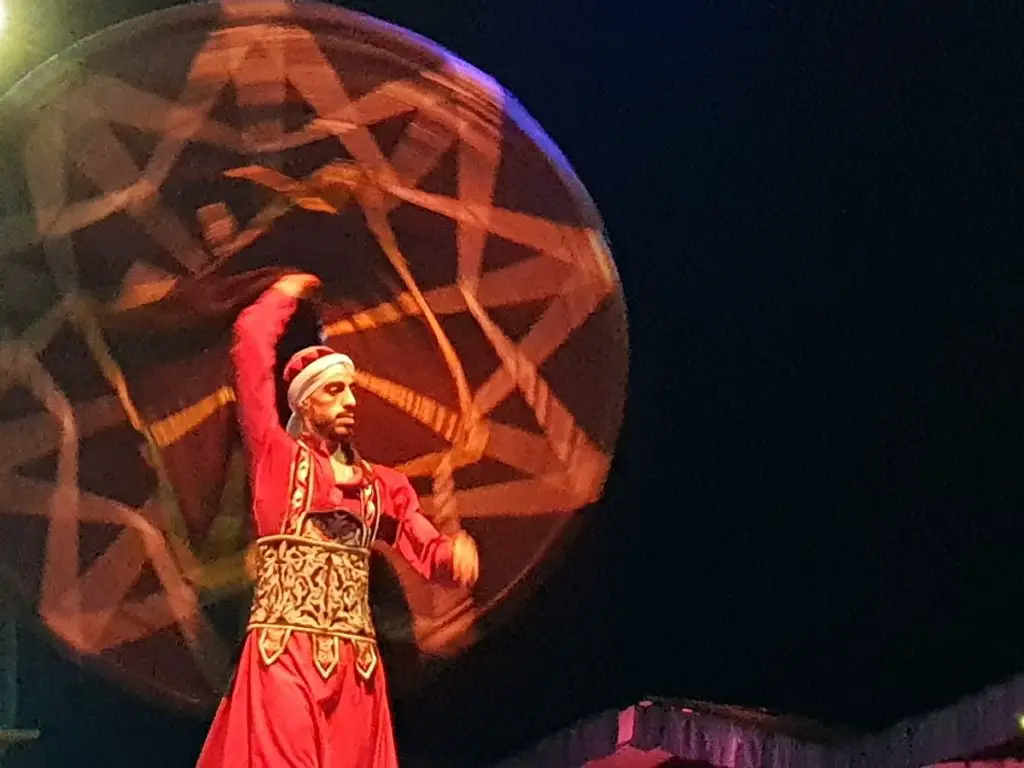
[
  {"left": 495, "top": 699, "right": 851, "bottom": 768},
  {"left": 497, "top": 681, "right": 1024, "bottom": 768}
]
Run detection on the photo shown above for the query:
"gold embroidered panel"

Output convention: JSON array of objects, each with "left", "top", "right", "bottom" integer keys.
[{"left": 247, "top": 535, "right": 376, "bottom": 642}]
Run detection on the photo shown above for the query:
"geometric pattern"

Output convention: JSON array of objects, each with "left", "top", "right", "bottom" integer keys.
[{"left": 0, "top": 0, "right": 627, "bottom": 710}]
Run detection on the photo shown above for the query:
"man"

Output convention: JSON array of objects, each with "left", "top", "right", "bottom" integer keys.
[{"left": 197, "top": 273, "right": 479, "bottom": 767}]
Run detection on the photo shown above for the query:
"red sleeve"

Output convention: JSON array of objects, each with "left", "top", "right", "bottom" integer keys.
[
  {"left": 231, "top": 288, "right": 298, "bottom": 469},
  {"left": 384, "top": 473, "right": 454, "bottom": 584}
]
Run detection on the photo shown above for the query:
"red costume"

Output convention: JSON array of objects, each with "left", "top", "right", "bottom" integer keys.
[{"left": 196, "top": 288, "right": 457, "bottom": 768}]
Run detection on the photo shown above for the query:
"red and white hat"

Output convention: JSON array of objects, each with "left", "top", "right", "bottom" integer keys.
[{"left": 282, "top": 345, "right": 355, "bottom": 436}]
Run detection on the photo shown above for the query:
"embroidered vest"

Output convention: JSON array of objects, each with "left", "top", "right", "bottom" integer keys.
[{"left": 247, "top": 442, "right": 381, "bottom": 680}]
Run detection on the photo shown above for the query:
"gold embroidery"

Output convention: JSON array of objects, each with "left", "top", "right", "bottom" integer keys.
[
  {"left": 313, "top": 635, "right": 340, "bottom": 678},
  {"left": 249, "top": 444, "right": 381, "bottom": 680},
  {"left": 354, "top": 640, "right": 378, "bottom": 680},
  {"left": 289, "top": 448, "right": 313, "bottom": 520},
  {"left": 258, "top": 626, "right": 292, "bottom": 665},
  {"left": 248, "top": 536, "right": 377, "bottom": 642}
]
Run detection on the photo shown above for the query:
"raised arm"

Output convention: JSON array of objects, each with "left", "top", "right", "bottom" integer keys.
[{"left": 231, "top": 274, "right": 320, "bottom": 465}]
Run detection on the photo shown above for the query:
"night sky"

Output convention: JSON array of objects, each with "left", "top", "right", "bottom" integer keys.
[{"left": 4, "top": 1, "right": 1024, "bottom": 766}]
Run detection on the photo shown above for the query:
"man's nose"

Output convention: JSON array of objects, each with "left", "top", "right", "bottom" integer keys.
[{"left": 341, "top": 387, "right": 356, "bottom": 408}]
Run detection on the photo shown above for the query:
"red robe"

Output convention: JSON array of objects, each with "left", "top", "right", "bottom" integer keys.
[{"left": 196, "top": 288, "right": 455, "bottom": 768}]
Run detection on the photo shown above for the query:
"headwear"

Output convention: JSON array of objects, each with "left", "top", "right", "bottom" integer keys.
[{"left": 282, "top": 345, "right": 356, "bottom": 437}]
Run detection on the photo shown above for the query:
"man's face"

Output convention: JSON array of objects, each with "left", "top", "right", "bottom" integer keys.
[{"left": 300, "top": 369, "right": 357, "bottom": 443}]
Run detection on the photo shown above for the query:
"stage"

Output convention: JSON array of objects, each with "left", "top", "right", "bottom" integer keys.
[{"left": 498, "top": 684, "right": 1024, "bottom": 768}]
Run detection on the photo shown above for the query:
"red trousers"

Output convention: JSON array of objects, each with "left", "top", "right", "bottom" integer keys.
[{"left": 197, "top": 633, "right": 398, "bottom": 767}]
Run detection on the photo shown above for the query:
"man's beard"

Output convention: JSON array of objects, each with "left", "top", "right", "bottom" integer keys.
[{"left": 311, "top": 419, "right": 355, "bottom": 451}]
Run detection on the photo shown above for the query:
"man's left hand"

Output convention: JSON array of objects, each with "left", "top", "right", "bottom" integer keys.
[{"left": 450, "top": 530, "right": 480, "bottom": 589}]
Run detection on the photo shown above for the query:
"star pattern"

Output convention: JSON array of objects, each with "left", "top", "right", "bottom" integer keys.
[{"left": 0, "top": 1, "right": 626, "bottom": 708}]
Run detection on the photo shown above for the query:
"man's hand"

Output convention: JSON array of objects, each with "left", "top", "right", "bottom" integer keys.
[
  {"left": 273, "top": 272, "right": 322, "bottom": 299},
  {"left": 450, "top": 530, "right": 480, "bottom": 589}
]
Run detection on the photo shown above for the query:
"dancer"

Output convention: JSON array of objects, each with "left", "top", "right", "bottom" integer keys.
[{"left": 197, "top": 272, "right": 479, "bottom": 767}]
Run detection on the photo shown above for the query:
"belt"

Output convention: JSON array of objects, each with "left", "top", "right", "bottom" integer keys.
[{"left": 247, "top": 534, "right": 379, "bottom": 680}]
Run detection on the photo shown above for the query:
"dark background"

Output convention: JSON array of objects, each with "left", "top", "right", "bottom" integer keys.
[{"left": 4, "top": 1, "right": 1024, "bottom": 766}]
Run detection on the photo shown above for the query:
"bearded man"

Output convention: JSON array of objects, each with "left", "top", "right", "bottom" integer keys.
[{"left": 196, "top": 272, "right": 479, "bottom": 768}]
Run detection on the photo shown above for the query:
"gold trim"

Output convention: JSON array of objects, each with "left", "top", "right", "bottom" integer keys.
[
  {"left": 258, "top": 626, "right": 292, "bottom": 666},
  {"left": 248, "top": 623, "right": 377, "bottom": 646},
  {"left": 354, "top": 640, "right": 379, "bottom": 681},
  {"left": 313, "top": 635, "right": 340, "bottom": 678},
  {"left": 253, "top": 533, "right": 370, "bottom": 557},
  {"left": 287, "top": 444, "right": 315, "bottom": 532}
]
